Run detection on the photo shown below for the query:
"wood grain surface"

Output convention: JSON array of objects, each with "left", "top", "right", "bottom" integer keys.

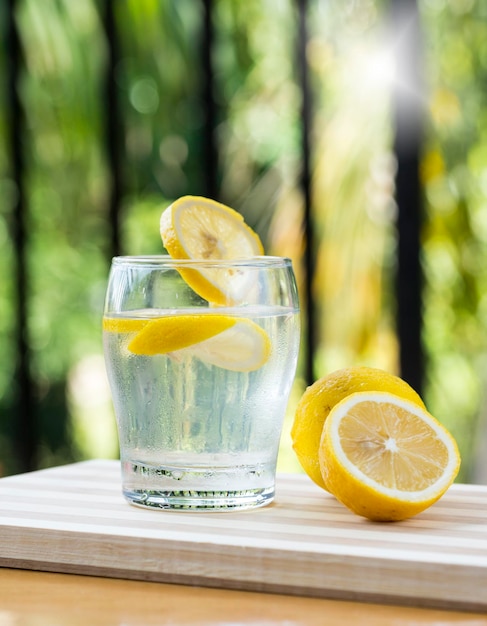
[
  {"left": 2, "top": 568, "right": 487, "bottom": 626},
  {"left": 0, "top": 460, "right": 486, "bottom": 612}
]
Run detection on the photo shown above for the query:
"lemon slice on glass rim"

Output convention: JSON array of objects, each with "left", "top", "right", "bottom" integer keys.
[
  {"left": 160, "top": 195, "right": 264, "bottom": 305},
  {"left": 104, "top": 313, "right": 271, "bottom": 372},
  {"left": 319, "top": 391, "right": 461, "bottom": 521}
]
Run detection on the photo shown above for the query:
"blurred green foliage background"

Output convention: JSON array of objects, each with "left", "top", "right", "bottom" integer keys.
[{"left": 1, "top": 0, "right": 487, "bottom": 482}]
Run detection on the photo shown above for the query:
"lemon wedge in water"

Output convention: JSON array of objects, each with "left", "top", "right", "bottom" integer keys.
[{"left": 105, "top": 313, "right": 271, "bottom": 372}]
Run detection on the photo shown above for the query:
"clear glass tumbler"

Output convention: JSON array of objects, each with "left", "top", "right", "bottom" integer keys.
[{"left": 103, "top": 255, "right": 300, "bottom": 511}]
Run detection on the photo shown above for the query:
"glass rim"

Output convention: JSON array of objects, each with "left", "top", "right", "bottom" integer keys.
[{"left": 111, "top": 255, "right": 293, "bottom": 268}]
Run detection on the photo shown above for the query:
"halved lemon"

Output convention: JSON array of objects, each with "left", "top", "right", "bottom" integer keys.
[
  {"left": 291, "top": 367, "right": 426, "bottom": 491},
  {"left": 125, "top": 313, "right": 271, "bottom": 372},
  {"left": 160, "top": 196, "right": 264, "bottom": 304},
  {"left": 319, "top": 391, "right": 461, "bottom": 521}
]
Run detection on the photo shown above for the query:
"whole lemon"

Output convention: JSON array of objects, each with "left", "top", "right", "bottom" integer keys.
[{"left": 291, "top": 366, "right": 426, "bottom": 490}]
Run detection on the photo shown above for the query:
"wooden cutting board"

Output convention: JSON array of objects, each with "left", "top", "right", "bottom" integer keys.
[{"left": 0, "top": 460, "right": 486, "bottom": 612}]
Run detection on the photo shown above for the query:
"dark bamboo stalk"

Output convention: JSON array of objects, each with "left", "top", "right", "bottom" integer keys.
[
  {"left": 101, "top": 0, "right": 123, "bottom": 259},
  {"left": 7, "top": 0, "right": 36, "bottom": 471},
  {"left": 201, "top": 0, "right": 218, "bottom": 200},
  {"left": 391, "top": 0, "right": 425, "bottom": 395},
  {"left": 296, "top": 0, "right": 315, "bottom": 385}
]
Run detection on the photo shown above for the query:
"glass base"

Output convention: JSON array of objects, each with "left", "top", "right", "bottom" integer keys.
[{"left": 123, "top": 486, "right": 274, "bottom": 511}]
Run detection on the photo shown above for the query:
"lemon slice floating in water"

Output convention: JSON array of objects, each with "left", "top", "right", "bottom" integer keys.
[
  {"left": 160, "top": 195, "right": 264, "bottom": 304},
  {"left": 105, "top": 313, "right": 271, "bottom": 372},
  {"left": 319, "top": 391, "right": 461, "bottom": 521}
]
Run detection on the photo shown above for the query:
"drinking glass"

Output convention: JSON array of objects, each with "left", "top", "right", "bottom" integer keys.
[{"left": 103, "top": 255, "right": 300, "bottom": 511}]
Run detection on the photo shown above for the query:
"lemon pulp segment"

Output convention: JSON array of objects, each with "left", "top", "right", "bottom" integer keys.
[{"left": 336, "top": 399, "right": 450, "bottom": 491}]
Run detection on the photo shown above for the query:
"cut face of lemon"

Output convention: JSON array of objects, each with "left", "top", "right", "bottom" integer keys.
[
  {"left": 319, "top": 391, "right": 461, "bottom": 521},
  {"left": 110, "top": 313, "right": 271, "bottom": 372},
  {"left": 160, "top": 196, "right": 264, "bottom": 304}
]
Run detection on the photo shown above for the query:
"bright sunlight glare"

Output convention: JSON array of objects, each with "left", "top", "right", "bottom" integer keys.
[{"left": 362, "top": 48, "right": 396, "bottom": 89}]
